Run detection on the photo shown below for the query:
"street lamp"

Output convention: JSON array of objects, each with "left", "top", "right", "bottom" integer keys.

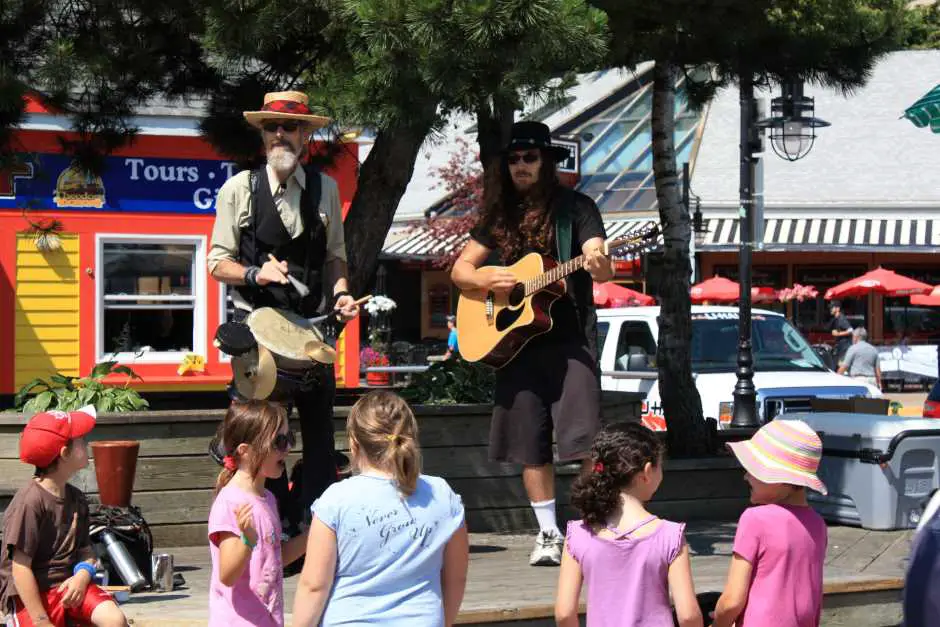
[
  {"left": 732, "top": 77, "right": 828, "bottom": 429},
  {"left": 757, "top": 80, "right": 831, "bottom": 161}
]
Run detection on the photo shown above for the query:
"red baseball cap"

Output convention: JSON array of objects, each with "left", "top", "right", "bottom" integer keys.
[{"left": 20, "top": 406, "right": 97, "bottom": 467}]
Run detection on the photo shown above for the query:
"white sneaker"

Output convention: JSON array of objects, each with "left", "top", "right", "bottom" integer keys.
[{"left": 529, "top": 529, "right": 563, "bottom": 566}]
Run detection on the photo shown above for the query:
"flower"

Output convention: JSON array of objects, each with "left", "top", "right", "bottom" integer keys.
[
  {"left": 360, "top": 346, "right": 390, "bottom": 367},
  {"left": 364, "top": 295, "right": 397, "bottom": 315},
  {"left": 777, "top": 283, "right": 819, "bottom": 303}
]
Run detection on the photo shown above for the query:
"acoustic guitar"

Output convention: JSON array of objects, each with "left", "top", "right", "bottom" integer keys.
[{"left": 456, "top": 225, "right": 660, "bottom": 368}]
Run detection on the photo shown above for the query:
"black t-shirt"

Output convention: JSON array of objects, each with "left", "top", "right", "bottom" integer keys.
[
  {"left": 469, "top": 187, "right": 606, "bottom": 350},
  {"left": 829, "top": 313, "right": 852, "bottom": 353}
]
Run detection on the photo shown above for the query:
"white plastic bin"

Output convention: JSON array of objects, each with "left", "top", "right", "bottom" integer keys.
[{"left": 780, "top": 413, "right": 940, "bottom": 530}]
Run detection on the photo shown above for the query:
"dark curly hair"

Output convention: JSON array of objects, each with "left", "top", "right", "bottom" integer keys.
[
  {"left": 570, "top": 422, "right": 665, "bottom": 527},
  {"left": 476, "top": 149, "right": 560, "bottom": 263}
]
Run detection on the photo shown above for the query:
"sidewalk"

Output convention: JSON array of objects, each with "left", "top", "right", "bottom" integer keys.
[{"left": 118, "top": 522, "right": 912, "bottom": 626}]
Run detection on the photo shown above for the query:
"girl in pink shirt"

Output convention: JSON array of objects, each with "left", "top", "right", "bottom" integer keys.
[
  {"left": 713, "top": 419, "right": 829, "bottom": 627},
  {"left": 555, "top": 423, "right": 702, "bottom": 627},
  {"left": 207, "top": 400, "right": 309, "bottom": 627}
]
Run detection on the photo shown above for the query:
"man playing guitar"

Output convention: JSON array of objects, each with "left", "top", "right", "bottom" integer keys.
[{"left": 450, "top": 121, "right": 613, "bottom": 566}]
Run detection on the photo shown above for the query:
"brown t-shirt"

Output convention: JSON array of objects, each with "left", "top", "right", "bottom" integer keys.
[{"left": 0, "top": 480, "right": 95, "bottom": 609}]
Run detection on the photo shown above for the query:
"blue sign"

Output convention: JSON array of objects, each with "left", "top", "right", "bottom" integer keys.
[{"left": 0, "top": 153, "right": 240, "bottom": 215}]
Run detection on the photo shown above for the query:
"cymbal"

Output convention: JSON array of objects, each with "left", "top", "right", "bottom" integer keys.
[
  {"left": 232, "top": 344, "right": 277, "bottom": 400},
  {"left": 305, "top": 340, "right": 336, "bottom": 364}
]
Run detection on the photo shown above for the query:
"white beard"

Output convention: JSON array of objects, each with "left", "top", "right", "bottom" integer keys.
[{"left": 267, "top": 146, "right": 299, "bottom": 176}]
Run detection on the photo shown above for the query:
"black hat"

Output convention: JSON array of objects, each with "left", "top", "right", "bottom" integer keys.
[
  {"left": 830, "top": 300, "right": 842, "bottom": 309},
  {"left": 504, "top": 121, "right": 570, "bottom": 163}
]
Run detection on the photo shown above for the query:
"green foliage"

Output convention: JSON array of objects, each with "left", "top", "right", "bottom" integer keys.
[
  {"left": 14, "top": 362, "right": 149, "bottom": 415},
  {"left": 902, "top": 2, "right": 940, "bottom": 49},
  {"left": 401, "top": 359, "right": 495, "bottom": 405}
]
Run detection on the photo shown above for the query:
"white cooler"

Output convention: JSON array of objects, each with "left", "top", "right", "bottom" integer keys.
[{"left": 780, "top": 413, "right": 940, "bottom": 530}]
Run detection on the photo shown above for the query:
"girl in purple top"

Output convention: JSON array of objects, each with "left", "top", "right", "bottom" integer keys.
[
  {"left": 555, "top": 423, "right": 702, "bottom": 627},
  {"left": 713, "top": 419, "right": 829, "bottom": 627}
]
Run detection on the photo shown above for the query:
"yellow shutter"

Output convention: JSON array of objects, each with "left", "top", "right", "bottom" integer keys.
[{"left": 15, "top": 234, "right": 81, "bottom": 389}]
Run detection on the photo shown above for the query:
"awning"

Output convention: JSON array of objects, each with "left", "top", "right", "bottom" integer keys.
[
  {"left": 903, "top": 84, "right": 940, "bottom": 134},
  {"left": 701, "top": 217, "right": 939, "bottom": 251},
  {"left": 382, "top": 218, "right": 662, "bottom": 260}
]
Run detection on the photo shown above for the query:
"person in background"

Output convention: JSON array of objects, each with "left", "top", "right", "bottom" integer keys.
[
  {"left": 443, "top": 315, "right": 459, "bottom": 360},
  {"left": 293, "top": 391, "right": 469, "bottom": 627},
  {"left": 828, "top": 300, "right": 853, "bottom": 363},
  {"left": 837, "top": 327, "right": 882, "bottom": 391},
  {"left": 712, "top": 420, "right": 828, "bottom": 627},
  {"left": 0, "top": 407, "right": 128, "bottom": 627}
]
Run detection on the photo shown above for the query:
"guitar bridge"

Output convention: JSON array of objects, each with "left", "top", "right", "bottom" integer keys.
[{"left": 485, "top": 292, "right": 495, "bottom": 324}]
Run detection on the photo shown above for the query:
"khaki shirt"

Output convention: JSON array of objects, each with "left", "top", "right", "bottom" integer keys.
[{"left": 207, "top": 164, "right": 347, "bottom": 274}]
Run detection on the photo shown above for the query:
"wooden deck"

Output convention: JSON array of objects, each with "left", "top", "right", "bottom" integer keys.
[{"left": 118, "top": 522, "right": 912, "bottom": 626}]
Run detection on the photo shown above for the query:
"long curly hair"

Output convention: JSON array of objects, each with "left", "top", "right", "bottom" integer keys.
[
  {"left": 570, "top": 422, "right": 665, "bottom": 527},
  {"left": 476, "top": 150, "right": 560, "bottom": 262}
]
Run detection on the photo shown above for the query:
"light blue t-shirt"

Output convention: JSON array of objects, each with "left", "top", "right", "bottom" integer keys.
[
  {"left": 447, "top": 328, "right": 459, "bottom": 353},
  {"left": 312, "top": 474, "right": 465, "bottom": 626}
]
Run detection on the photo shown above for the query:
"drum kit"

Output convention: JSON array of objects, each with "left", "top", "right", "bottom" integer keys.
[{"left": 215, "top": 296, "right": 371, "bottom": 401}]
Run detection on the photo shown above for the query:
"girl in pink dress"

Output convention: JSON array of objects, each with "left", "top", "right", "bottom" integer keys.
[
  {"left": 207, "top": 400, "right": 309, "bottom": 627},
  {"left": 555, "top": 423, "right": 702, "bottom": 627}
]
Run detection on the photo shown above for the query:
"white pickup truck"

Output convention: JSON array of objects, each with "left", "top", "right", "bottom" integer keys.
[{"left": 597, "top": 306, "right": 882, "bottom": 431}]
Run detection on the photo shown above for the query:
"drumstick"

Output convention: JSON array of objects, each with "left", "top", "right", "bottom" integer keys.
[
  {"left": 306, "top": 295, "right": 373, "bottom": 325},
  {"left": 267, "top": 254, "right": 310, "bottom": 298}
]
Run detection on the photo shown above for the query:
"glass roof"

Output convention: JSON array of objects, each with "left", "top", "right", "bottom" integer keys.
[{"left": 570, "top": 74, "right": 705, "bottom": 214}]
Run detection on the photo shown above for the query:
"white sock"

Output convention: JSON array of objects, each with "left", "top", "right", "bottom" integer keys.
[{"left": 531, "top": 499, "right": 561, "bottom": 536}]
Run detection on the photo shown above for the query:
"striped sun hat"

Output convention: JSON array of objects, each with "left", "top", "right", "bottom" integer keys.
[{"left": 727, "top": 419, "right": 827, "bottom": 495}]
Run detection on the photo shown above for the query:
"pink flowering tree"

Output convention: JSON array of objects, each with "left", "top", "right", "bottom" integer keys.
[
  {"left": 776, "top": 283, "right": 819, "bottom": 303},
  {"left": 421, "top": 138, "right": 483, "bottom": 269}
]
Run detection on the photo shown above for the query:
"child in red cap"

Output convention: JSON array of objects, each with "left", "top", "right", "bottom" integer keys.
[{"left": 0, "top": 406, "right": 128, "bottom": 627}]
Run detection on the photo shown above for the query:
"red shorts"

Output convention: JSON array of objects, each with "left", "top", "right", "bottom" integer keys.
[{"left": 11, "top": 584, "right": 113, "bottom": 627}]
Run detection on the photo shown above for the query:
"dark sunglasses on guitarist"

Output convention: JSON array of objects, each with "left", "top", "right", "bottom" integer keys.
[
  {"left": 273, "top": 431, "right": 297, "bottom": 452},
  {"left": 262, "top": 121, "right": 301, "bottom": 133},
  {"left": 507, "top": 152, "right": 540, "bottom": 165}
]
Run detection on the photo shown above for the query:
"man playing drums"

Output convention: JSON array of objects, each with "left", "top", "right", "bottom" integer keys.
[{"left": 208, "top": 90, "right": 360, "bottom": 528}]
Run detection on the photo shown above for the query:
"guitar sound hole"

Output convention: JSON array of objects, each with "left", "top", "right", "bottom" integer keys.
[
  {"left": 495, "top": 305, "right": 523, "bottom": 332},
  {"left": 508, "top": 283, "right": 525, "bottom": 307}
]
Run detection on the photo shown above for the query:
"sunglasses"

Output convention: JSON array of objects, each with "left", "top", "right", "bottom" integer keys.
[
  {"left": 273, "top": 431, "right": 297, "bottom": 453},
  {"left": 507, "top": 153, "right": 540, "bottom": 165},
  {"left": 262, "top": 121, "right": 301, "bottom": 133}
]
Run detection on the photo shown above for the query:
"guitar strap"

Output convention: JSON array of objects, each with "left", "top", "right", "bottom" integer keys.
[{"left": 555, "top": 195, "right": 573, "bottom": 263}]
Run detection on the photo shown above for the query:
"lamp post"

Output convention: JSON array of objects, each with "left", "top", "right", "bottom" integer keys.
[{"left": 731, "top": 76, "right": 829, "bottom": 429}]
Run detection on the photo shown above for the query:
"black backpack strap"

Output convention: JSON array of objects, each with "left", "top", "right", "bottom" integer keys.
[
  {"left": 301, "top": 164, "right": 323, "bottom": 285},
  {"left": 248, "top": 168, "right": 261, "bottom": 266}
]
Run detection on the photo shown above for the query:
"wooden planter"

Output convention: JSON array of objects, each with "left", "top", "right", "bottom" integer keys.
[{"left": 0, "top": 394, "right": 747, "bottom": 547}]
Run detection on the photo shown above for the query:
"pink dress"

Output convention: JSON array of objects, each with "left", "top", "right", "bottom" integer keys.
[
  {"left": 565, "top": 516, "right": 686, "bottom": 627},
  {"left": 208, "top": 483, "right": 284, "bottom": 627},
  {"left": 733, "top": 504, "right": 828, "bottom": 627}
]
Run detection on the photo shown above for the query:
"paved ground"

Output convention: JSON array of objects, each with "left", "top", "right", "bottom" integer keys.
[{"left": 118, "top": 522, "right": 912, "bottom": 626}]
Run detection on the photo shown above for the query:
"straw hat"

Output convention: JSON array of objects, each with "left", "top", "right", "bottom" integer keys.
[
  {"left": 243, "top": 91, "right": 331, "bottom": 130},
  {"left": 727, "top": 419, "right": 827, "bottom": 495}
]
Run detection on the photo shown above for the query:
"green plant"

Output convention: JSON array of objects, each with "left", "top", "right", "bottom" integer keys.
[
  {"left": 889, "top": 400, "right": 903, "bottom": 416},
  {"left": 401, "top": 359, "right": 495, "bottom": 405},
  {"left": 14, "top": 361, "right": 149, "bottom": 415}
]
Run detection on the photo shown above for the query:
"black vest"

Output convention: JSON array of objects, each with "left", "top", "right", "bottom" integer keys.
[{"left": 236, "top": 166, "right": 326, "bottom": 317}]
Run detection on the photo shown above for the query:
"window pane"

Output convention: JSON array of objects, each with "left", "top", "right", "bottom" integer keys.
[
  {"left": 103, "top": 243, "right": 195, "bottom": 296},
  {"left": 615, "top": 322, "right": 657, "bottom": 371},
  {"left": 104, "top": 307, "right": 194, "bottom": 354}
]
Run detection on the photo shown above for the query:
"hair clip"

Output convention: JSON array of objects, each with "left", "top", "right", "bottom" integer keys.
[
  {"left": 593, "top": 462, "right": 605, "bottom": 474},
  {"left": 386, "top": 434, "right": 398, "bottom": 443},
  {"left": 223, "top": 455, "right": 238, "bottom": 472}
]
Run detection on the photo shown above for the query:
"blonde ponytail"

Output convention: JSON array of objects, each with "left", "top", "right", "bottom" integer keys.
[{"left": 348, "top": 391, "right": 421, "bottom": 496}]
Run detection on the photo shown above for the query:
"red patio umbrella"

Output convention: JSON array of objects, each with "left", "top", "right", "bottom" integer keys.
[
  {"left": 911, "top": 286, "right": 940, "bottom": 306},
  {"left": 824, "top": 267, "right": 933, "bottom": 300},
  {"left": 690, "top": 276, "right": 776, "bottom": 304},
  {"left": 593, "top": 282, "right": 655, "bottom": 307}
]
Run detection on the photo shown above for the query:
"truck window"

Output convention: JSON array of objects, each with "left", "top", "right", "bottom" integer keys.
[
  {"left": 597, "top": 322, "right": 610, "bottom": 359},
  {"left": 615, "top": 321, "right": 657, "bottom": 371}
]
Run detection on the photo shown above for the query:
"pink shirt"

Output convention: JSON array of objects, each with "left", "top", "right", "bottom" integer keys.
[
  {"left": 733, "top": 504, "right": 828, "bottom": 627},
  {"left": 208, "top": 483, "right": 284, "bottom": 627},
  {"left": 565, "top": 518, "right": 686, "bottom": 627}
]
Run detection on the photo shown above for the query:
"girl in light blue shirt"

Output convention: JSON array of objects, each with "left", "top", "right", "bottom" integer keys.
[{"left": 293, "top": 391, "right": 469, "bottom": 626}]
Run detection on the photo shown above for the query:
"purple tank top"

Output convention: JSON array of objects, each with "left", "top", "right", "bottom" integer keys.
[{"left": 565, "top": 517, "right": 686, "bottom": 627}]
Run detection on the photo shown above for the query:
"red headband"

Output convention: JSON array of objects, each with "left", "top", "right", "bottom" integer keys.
[{"left": 261, "top": 100, "right": 312, "bottom": 115}]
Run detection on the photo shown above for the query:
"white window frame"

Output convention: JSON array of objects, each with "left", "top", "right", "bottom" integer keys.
[{"left": 95, "top": 234, "right": 207, "bottom": 364}]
